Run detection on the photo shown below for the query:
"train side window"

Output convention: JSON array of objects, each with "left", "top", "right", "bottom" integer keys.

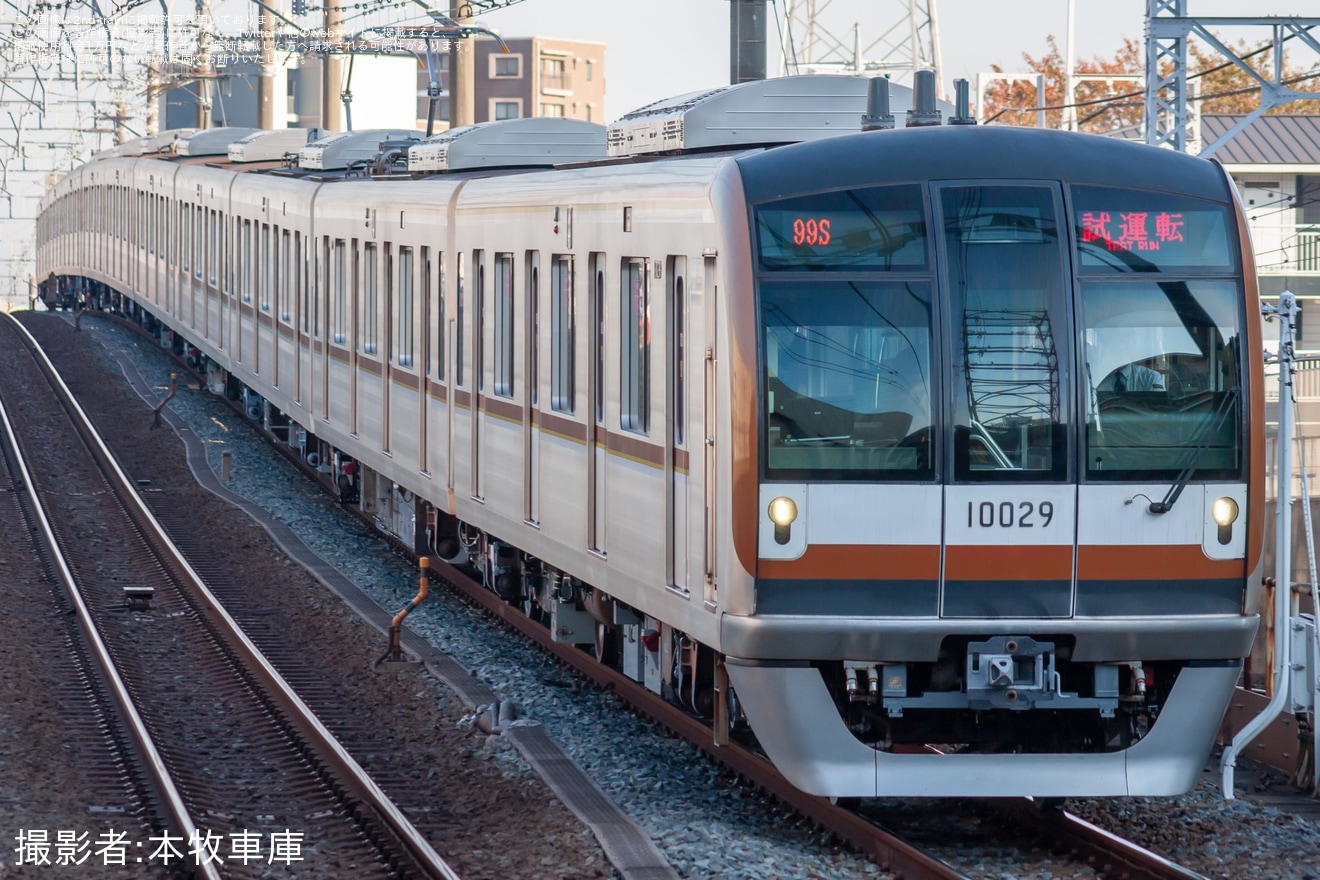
[
  {"left": 421, "top": 248, "right": 432, "bottom": 377},
  {"left": 529, "top": 252, "right": 539, "bottom": 407},
  {"left": 195, "top": 206, "right": 203, "bottom": 279},
  {"left": 138, "top": 192, "right": 146, "bottom": 250},
  {"left": 456, "top": 252, "right": 465, "bottom": 387},
  {"left": 435, "top": 251, "right": 446, "bottom": 381},
  {"left": 670, "top": 258, "right": 685, "bottom": 446},
  {"left": 551, "top": 255, "right": 575, "bottom": 414},
  {"left": 398, "top": 247, "right": 414, "bottom": 368},
  {"left": 160, "top": 198, "right": 168, "bottom": 260},
  {"left": 316, "top": 236, "right": 327, "bottom": 338},
  {"left": 182, "top": 206, "right": 191, "bottom": 274},
  {"left": 363, "top": 242, "right": 377, "bottom": 354},
  {"left": 260, "top": 223, "right": 272, "bottom": 310},
  {"left": 475, "top": 250, "right": 485, "bottom": 393},
  {"left": 241, "top": 220, "right": 251, "bottom": 302},
  {"left": 621, "top": 257, "right": 649, "bottom": 434},
  {"left": 385, "top": 244, "right": 395, "bottom": 364},
  {"left": 494, "top": 253, "right": 514, "bottom": 398},
  {"left": 333, "top": 238, "right": 347, "bottom": 344},
  {"left": 294, "top": 231, "right": 303, "bottom": 329},
  {"left": 148, "top": 194, "right": 155, "bottom": 255},
  {"left": 594, "top": 259, "right": 604, "bottom": 424},
  {"left": 281, "top": 229, "right": 292, "bottom": 321},
  {"left": 211, "top": 211, "right": 220, "bottom": 286}
]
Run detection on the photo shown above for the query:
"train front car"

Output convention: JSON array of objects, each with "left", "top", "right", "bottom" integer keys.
[{"left": 720, "top": 125, "right": 1263, "bottom": 798}]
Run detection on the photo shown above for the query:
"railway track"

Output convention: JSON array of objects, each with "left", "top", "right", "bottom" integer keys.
[
  {"left": 23, "top": 307, "right": 1218, "bottom": 880},
  {"left": 418, "top": 553, "right": 1216, "bottom": 880},
  {"left": 0, "top": 313, "right": 460, "bottom": 880}
]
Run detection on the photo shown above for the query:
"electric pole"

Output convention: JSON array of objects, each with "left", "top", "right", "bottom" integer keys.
[
  {"left": 197, "top": 0, "right": 214, "bottom": 128},
  {"left": 449, "top": 1, "right": 473, "bottom": 126},
  {"left": 323, "top": 0, "right": 344, "bottom": 130},
  {"left": 258, "top": 2, "right": 277, "bottom": 128}
]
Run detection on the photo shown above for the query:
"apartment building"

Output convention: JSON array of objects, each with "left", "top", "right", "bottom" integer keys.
[{"left": 418, "top": 36, "right": 606, "bottom": 127}]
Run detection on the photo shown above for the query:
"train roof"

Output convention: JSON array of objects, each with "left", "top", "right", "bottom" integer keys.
[
  {"left": 177, "top": 127, "right": 263, "bottom": 157},
  {"left": 298, "top": 129, "right": 421, "bottom": 171},
  {"left": 228, "top": 129, "right": 311, "bottom": 163},
  {"left": 606, "top": 75, "right": 953, "bottom": 157},
  {"left": 408, "top": 118, "right": 608, "bottom": 172},
  {"left": 735, "top": 125, "right": 1234, "bottom": 203}
]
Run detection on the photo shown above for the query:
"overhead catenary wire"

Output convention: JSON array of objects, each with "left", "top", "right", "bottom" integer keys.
[{"left": 984, "top": 26, "right": 1320, "bottom": 126}]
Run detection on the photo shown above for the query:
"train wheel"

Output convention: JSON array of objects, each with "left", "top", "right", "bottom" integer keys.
[{"left": 594, "top": 622, "right": 619, "bottom": 667}]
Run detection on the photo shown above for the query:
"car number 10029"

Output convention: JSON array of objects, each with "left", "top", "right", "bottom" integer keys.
[{"left": 967, "top": 500, "right": 1055, "bottom": 529}]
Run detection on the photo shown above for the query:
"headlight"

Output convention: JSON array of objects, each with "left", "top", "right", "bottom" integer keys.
[
  {"left": 1212, "top": 497, "right": 1239, "bottom": 527},
  {"left": 768, "top": 496, "right": 798, "bottom": 527},
  {"left": 768, "top": 496, "right": 799, "bottom": 546}
]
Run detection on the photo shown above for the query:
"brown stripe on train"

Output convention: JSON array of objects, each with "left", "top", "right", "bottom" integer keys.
[
  {"left": 1077, "top": 544, "right": 1245, "bottom": 580},
  {"left": 943, "top": 545, "right": 1072, "bottom": 580},
  {"left": 758, "top": 544, "right": 939, "bottom": 580}
]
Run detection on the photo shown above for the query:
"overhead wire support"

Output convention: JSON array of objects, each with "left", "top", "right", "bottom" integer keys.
[{"left": 1145, "top": 2, "right": 1320, "bottom": 154}]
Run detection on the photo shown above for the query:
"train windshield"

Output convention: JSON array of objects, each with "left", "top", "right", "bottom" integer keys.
[
  {"left": 1081, "top": 280, "right": 1241, "bottom": 478},
  {"left": 941, "top": 185, "right": 1070, "bottom": 481},
  {"left": 1074, "top": 186, "right": 1242, "bottom": 480},
  {"left": 762, "top": 280, "right": 934, "bottom": 480},
  {"left": 754, "top": 182, "right": 1243, "bottom": 484}
]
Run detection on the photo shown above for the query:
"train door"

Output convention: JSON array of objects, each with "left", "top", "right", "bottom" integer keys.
[
  {"left": 420, "top": 246, "right": 431, "bottom": 475},
  {"left": 237, "top": 219, "right": 249, "bottom": 365},
  {"left": 224, "top": 210, "right": 232, "bottom": 352},
  {"left": 471, "top": 249, "right": 485, "bottom": 501},
  {"left": 588, "top": 253, "right": 607, "bottom": 555},
  {"left": 702, "top": 255, "right": 718, "bottom": 605},
  {"left": 524, "top": 250, "right": 540, "bottom": 525},
  {"left": 383, "top": 242, "right": 393, "bottom": 453},
  {"left": 667, "top": 257, "right": 688, "bottom": 593},
  {"left": 449, "top": 252, "right": 464, "bottom": 502},
  {"left": 294, "top": 230, "right": 303, "bottom": 403},
  {"left": 350, "top": 238, "right": 360, "bottom": 435},
  {"left": 933, "top": 182, "right": 1076, "bottom": 618},
  {"left": 320, "top": 237, "right": 335, "bottom": 422}
]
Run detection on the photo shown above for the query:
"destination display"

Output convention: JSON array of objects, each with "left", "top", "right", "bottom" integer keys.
[
  {"left": 1072, "top": 185, "right": 1236, "bottom": 272},
  {"left": 755, "top": 183, "right": 927, "bottom": 271}
]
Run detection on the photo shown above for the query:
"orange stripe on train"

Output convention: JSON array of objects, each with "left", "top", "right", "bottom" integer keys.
[{"left": 759, "top": 544, "right": 939, "bottom": 580}]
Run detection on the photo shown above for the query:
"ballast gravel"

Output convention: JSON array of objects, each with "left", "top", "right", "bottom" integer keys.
[{"left": 32, "top": 310, "right": 1320, "bottom": 880}]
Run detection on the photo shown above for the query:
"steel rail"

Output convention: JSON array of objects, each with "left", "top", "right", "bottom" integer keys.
[
  {"left": 986, "top": 799, "right": 1212, "bottom": 880},
  {"left": 422, "top": 558, "right": 968, "bottom": 880},
  {"left": 0, "top": 314, "right": 221, "bottom": 880},
  {"left": 4, "top": 313, "right": 463, "bottom": 880}
]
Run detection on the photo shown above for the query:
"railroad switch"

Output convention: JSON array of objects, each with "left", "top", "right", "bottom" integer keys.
[{"left": 123, "top": 585, "right": 154, "bottom": 611}]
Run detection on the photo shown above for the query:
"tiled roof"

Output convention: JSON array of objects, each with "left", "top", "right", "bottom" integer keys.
[{"left": 1202, "top": 114, "right": 1320, "bottom": 164}]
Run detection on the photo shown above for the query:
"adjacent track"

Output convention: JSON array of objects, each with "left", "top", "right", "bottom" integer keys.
[
  {"left": 24, "top": 307, "right": 1216, "bottom": 880},
  {"left": 0, "top": 313, "right": 460, "bottom": 880}
]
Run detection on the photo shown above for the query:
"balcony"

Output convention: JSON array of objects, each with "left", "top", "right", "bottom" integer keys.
[
  {"left": 1258, "top": 225, "right": 1320, "bottom": 274},
  {"left": 540, "top": 72, "right": 572, "bottom": 95}
]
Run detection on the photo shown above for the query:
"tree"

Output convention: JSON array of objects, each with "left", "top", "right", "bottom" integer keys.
[
  {"left": 1190, "top": 39, "right": 1320, "bottom": 115},
  {"left": 980, "top": 35, "right": 1143, "bottom": 132},
  {"left": 980, "top": 34, "right": 1320, "bottom": 132}
]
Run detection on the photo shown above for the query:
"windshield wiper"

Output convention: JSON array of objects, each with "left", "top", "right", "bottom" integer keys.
[{"left": 1148, "top": 385, "right": 1240, "bottom": 514}]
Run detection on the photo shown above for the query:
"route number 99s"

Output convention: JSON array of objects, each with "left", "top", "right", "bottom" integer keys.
[{"left": 968, "top": 501, "right": 1054, "bottom": 528}]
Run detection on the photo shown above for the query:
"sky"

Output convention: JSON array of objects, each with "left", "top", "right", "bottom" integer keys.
[{"left": 471, "top": 0, "right": 1317, "bottom": 121}]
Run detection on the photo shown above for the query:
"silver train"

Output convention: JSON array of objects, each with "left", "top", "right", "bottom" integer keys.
[{"left": 37, "top": 76, "right": 1265, "bottom": 798}]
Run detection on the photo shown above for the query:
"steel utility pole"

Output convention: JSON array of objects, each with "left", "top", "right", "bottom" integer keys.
[
  {"left": 730, "top": 0, "right": 768, "bottom": 83},
  {"left": 449, "top": 1, "right": 474, "bottom": 126},
  {"left": 258, "top": 3, "right": 277, "bottom": 128},
  {"left": 197, "top": 0, "right": 214, "bottom": 128},
  {"left": 323, "top": 0, "right": 344, "bottom": 130}
]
